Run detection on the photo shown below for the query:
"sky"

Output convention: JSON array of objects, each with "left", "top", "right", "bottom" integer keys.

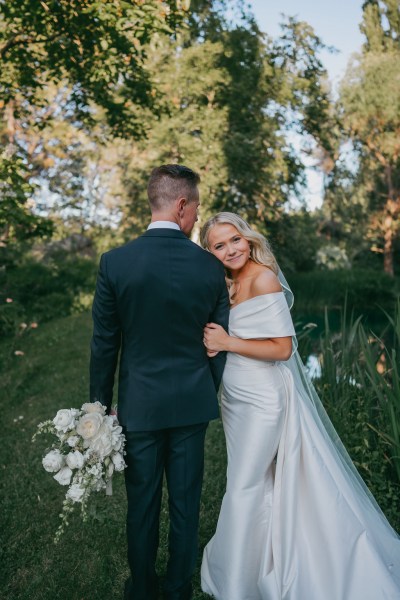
[{"left": 249, "top": 0, "right": 365, "bottom": 208}]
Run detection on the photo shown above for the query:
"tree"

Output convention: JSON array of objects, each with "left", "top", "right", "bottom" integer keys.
[
  {"left": 3, "top": 1, "right": 337, "bottom": 254},
  {"left": 104, "top": 9, "right": 335, "bottom": 242},
  {"left": 339, "top": 1, "right": 400, "bottom": 275},
  {"left": 0, "top": 0, "right": 189, "bottom": 136},
  {"left": 319, "top": 161, "right": 375, "bottom": 268},
  {"left": 266, "top": 209, "right": 322, "bottom": 273},
  {"left": 213, "top": 20, "right": 302, "bottom": 221},
  {"left": 361, "top": 0, "right": 399, "bottom": 52},
  {"left": 0, "top": 152, "right": 53, "bottom": 249},
  {"left": 0, "top": 0, "right": 189, "bottom": 247}
]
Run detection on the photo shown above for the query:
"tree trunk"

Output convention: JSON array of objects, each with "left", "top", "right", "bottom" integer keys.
[
  {"left": 383, "top": 211, "right": 394, "bottom": 276},
  {"left": 5, "top": 98, "right": 15, "bottom": 147},
  {"left": 383, "top": 165, "right": 397, "bottom": 276}
]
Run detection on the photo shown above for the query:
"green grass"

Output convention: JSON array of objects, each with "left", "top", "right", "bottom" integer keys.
[{"left": 0, "top": 312, "right": 226, "bottom": 600}]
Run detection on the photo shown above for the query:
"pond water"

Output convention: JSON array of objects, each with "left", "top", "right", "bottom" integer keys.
[
  {"left": 294, "top": 309, "right": 389, "bottom": 339},
  {"left": 305, "top": 354, "right": 321, "bottom": 380},
  {"left": 293, "top": 308, "right": 391, "bottom": 381}
]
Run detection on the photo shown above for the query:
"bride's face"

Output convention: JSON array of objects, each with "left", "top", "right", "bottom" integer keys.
[{"left": 207, "top": 223, "right": 251, "bottom": 271}]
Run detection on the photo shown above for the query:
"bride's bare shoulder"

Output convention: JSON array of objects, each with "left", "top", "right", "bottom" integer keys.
[{"left": 251, "top": 266, "right": 282, "bottom": 296}]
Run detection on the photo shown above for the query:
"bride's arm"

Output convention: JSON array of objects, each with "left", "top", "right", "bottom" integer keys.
[{"left": 204, "top": 323, "right": 292, "bottom": 361}]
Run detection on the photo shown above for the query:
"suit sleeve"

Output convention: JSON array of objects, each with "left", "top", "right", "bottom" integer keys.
[
  {"left": 208, "top": 266, "right": 230, "bottom": 391},
  {"left": 89, "top": 253, "right": 121, "bottom": 413}
]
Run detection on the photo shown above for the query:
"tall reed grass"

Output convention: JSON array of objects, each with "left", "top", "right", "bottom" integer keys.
[
  {"left": 307, "top": 301, "right": 400, "bottom": 528},
  {"left": 357, "top": 301, "right": 400, "bottom": 483}
]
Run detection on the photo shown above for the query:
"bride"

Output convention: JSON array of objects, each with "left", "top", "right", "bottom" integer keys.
[{"left": 199, "top": 212, "right": 400, "bottom": 600}]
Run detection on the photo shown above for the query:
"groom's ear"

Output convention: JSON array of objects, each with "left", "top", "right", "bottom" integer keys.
[{"left": 177, "top": 197, "right": 187, "bottom": 215}]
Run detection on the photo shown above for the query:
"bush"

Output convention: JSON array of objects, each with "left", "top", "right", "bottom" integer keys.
[
  {"left": 289, "top": 269, "right": 399, "bottom": 314},
  {"left": 0, "top": 299, "right": 26, "bottom": 337},
  {"left": 0, "top": 252, "right": 97, "bottom": 337}
]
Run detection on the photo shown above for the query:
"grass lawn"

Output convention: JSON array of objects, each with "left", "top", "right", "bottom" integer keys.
[
  {"left": 3, "top": 309, "right": 399, "bottom": 599},
  {"left": 1, "top": 312, "right": 226, "bottom": 599}
]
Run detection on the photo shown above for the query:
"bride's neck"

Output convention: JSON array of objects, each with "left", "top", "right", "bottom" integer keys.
[{"left": 231, "top": 260, "right": 257, "bottom": 282}]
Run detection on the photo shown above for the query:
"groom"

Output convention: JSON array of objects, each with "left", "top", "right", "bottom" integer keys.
[{"left": 89, "top": 164, "right": 229, "bottom": 600}]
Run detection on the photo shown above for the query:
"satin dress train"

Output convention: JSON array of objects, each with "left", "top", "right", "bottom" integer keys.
[{"left": 201, "top": 292, "right": 400, "bottom": 600}]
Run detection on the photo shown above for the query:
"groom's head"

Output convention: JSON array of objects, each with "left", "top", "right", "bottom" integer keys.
[{"left": 147, "top": 164, "right": 200, "bottom": 236}]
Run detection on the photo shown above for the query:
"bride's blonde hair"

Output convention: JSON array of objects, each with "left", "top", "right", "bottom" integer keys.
[{"left": 200, "top": 212, "right": 278, "bottom": 275}]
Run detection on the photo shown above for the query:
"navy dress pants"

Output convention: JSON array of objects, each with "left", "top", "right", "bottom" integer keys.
[{"left": 124, "top": 422, "right": 208, "bottom": 600}]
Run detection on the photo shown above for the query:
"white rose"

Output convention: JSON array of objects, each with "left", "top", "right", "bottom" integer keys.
[
  {"left": 81, "top": 402, "right": 106, "bottom": 415},
  {"left": 76, "top": 412, "right": 103, "bottom": 439},
  {"left": 53, "top": 466, "right": 73, "bottom": 486},
  {"left": 103, "top": 415, "right": 115, "bottom": 428},
  {"left": 53, "top": 409, "right": 76, "bottom": 433},
  {"left": 66, "top": 435, "right": 79, "bottom": 448},
  {"left": 111, "top": 452, "right": 126, "bottom": 472},
  {"left": 90, "top": 425, "right": 113, "bottom": 458},
  {"left": 42, "top": 449, "right": 65, "bottom": 473},
  {"left": 66, "top": 483, "right": 85, "bottom": 503},
  {"left": 66, "top": 450, "right": 85, "bottom": 470}
]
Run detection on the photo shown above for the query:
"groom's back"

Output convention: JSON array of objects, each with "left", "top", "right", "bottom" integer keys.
[{"left": 93, "top": 228, "right": 228, "bottom": 431}]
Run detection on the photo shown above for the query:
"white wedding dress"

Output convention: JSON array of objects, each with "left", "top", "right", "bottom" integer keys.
[{"left": 201, "top": 292, "right": 400, "bottom": 600}]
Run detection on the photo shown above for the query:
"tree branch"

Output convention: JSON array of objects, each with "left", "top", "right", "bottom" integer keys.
[
  {"left": 0, "top": 32, "right": 62, "bottom": 59},
  {"left": 364, "top": 137, "right": 389, "bottom": 167},
  {"left": 0, "top": 33, "right": 21, "bottom": 58}
]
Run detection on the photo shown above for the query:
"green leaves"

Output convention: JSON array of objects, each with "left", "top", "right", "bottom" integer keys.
[
  {"left": 0, "top": 1, "right": 190, "bottom": 251},
  {"left": 361, "top": 0, "right": 400, "bottom": 52},
  {"left": 0, "top": 0, "right": 190, "bottom": 143},
  {"left": 0, "top": 150, "right": 53, "bottom": 245},
  {"left": 336, "top": 2, "right": 400, "bottom": 275}
]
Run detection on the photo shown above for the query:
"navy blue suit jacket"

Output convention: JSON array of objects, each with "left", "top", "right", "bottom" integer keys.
[{"left": 90, "top": 228, "right": 230, "bottom": 431}]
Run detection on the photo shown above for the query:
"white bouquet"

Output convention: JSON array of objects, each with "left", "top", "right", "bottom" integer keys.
[{"left": 32, "top": 401, "right": 126, "bottom": 543}]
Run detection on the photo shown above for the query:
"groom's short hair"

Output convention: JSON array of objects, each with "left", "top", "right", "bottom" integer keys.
[{"left": 147, "top": 164, "right": 200, "bottom": 211}]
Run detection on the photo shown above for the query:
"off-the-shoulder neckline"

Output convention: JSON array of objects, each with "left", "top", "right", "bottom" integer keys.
[{"left": 230, "top": 291, "right": 284, "bottom": 312}]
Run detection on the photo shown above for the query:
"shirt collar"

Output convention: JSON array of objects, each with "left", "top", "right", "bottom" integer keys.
[{"left": 147, "top": 221, "right": 180, "bottom": 231}]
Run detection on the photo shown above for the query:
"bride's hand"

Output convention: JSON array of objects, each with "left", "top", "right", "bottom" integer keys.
[{"left": 204, "top": 323, "right": 229, "bottom": 352}]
